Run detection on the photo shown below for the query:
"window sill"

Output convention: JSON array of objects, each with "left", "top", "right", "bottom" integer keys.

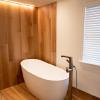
[{"left": 79, "top": 60, "right": 100, "bottom": 67}]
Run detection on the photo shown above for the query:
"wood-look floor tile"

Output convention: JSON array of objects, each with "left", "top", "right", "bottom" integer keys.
[
  {"left": 0, "top": 83, "right": 37, "bottom": 100},
  {"left": 1, "top": 83, "right": 100, "bottom": 100}
]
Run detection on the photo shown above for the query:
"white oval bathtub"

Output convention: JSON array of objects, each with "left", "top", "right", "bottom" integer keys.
[{"left": 21, "top": 59, "right": 69, "bottom": 100}]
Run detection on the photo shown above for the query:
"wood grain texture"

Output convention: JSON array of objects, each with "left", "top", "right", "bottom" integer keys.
[
  {"left": 0, "top": 83, "right": 37, "bottom": 100},
  {"left": 0, "top": 2, "right": 56, "bottom": 90},
  {"left": 0, "top": 83, "right": 99, "bottom": 100},
  {"left": 0, "top": 2, "right": 37, "bottom": 90},
  {"left": 36, "top": 3, "right": 56, "bottom": 64}
]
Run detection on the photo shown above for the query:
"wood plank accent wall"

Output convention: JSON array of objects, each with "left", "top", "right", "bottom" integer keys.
[
  {"left": 0, "top": 2, "right": 37, "bottom": 90},
  {"left": 37, "top": 3, "right": 56, "bottom": 64},
  {"left": 0, "top": 2, "right": 56, "bottom": 90}
]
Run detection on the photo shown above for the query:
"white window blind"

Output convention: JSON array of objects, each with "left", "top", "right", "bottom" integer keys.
[{"left": 83, "top": 5, "right": 100, "bottom": 66}]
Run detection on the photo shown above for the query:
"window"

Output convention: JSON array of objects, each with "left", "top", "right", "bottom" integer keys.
[{"left": 83, "top": 5, "right": 100, "bottom": 66}]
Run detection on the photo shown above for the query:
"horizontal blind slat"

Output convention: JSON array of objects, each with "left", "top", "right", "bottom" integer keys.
[{"left": 83, "top": 5, "right": 100, "bottom": 66}]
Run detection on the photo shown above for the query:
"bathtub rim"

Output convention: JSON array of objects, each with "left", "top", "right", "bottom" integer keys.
[{"left": 21, "top": 59, "right": 69, "bottom": 82}]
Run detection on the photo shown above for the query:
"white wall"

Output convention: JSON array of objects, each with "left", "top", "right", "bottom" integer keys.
[{"left": 56, "top": 0, "right": 100, "bottom": 98}]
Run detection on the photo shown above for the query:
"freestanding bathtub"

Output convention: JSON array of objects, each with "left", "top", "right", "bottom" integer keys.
[{"left": 21, "top": 59, "right": 69, "bottom": 100}]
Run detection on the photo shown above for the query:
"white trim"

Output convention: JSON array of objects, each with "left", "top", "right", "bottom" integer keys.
[{"left": 79, "top": 60, "right": 100, "bottom": 67}]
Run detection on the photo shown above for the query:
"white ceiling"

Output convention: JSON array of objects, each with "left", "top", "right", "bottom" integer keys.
[{"left": 9, "top": 0, "right": 57, "bottom": 7}]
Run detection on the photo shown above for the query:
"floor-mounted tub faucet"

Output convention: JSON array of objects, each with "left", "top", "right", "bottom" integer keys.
[{"left": 61, "top": 55, "right": 75, "bottom": 100}]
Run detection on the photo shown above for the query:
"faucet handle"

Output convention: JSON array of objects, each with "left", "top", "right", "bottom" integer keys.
[{"left": 61, "top": 55, "right": 75, "bottom": 70}]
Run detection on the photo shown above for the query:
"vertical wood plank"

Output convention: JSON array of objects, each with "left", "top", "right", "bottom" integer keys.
[{"left": 37, "top": 3, "right": 56, "bottom": 64}]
